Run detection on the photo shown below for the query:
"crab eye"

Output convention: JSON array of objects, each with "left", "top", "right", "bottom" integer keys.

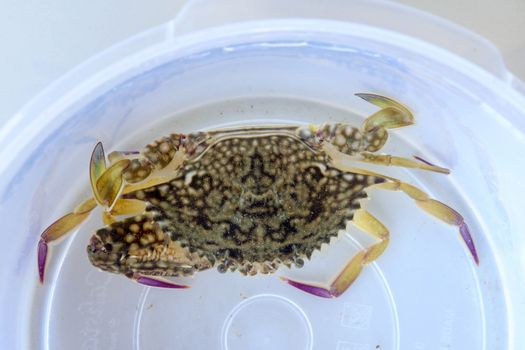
[
  {"left": 88, "top": 236, "right": 102, "bottom": 253},
  {"left": 104, "top": 243, "right": 113, "bottom": 252}
]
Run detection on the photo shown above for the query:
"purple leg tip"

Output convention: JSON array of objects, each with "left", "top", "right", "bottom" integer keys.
[
  {"left": 38, "top": 239, "right": 48, "bottom": 284},
  {"left": 135, "top": 275, "right": 189, "bottom": 289},
  {"left": 460, "top": 223, "right": 479, "bottom": 265},
  {"left": 280, "top": 277, "right": 334, "bottom": 298}
]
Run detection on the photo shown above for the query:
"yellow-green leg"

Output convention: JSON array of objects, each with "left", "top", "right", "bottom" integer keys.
[
  {"left": 39, "top": 142, "right": 131, "bottom": 283},
  {"left": 281, "top": 209, "right": 390, "bottom": 298},
  {"left": 372, "top": 179, "right": 479, "bottom": 264},
  {"left": 321, "top": 93, "right": 449, "bottom": 174},
  {"left": 337, "top": 166, "right": 478, "bottom": 265},
  {"left": 324, "top": 142, "right": 451, "bottom": 174},
  {"left": 38, "top": 197, "right": 97, "bottom": 282},
  {"left": 357, "top": 152, "right": 450, "bottom": 174}
]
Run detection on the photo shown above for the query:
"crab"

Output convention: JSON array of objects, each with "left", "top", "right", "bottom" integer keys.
[{"left": 37, "top": 93, "right": 478, "bottom": 298}]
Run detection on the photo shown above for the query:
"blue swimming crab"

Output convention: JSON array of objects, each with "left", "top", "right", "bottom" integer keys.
[{"left": 37, "top": 94, "right": 478, "bottom": 298}]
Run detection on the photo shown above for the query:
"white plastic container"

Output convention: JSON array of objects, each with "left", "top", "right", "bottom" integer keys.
[{"left": 1, "top": 1, "right": 524, "bottom": 349}]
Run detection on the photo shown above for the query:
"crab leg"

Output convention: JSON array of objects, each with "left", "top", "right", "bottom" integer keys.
[
  {"left": 319, "top": 94, "right": 448, "bottom": 174},
  {"left": 372, "top": 179, "right": 479, "bottom": 265},
  {"left": 354, "top": 94, "right": 448, "bottom": 173},
  {"left": 337, "top": 165, "right": 478, "bottom": 264},
  {"left": 281, "top": 209, "right": 389, "bottom": 298},
  {"left": 39, "top": 138, "right": 191, "bottom": 284},
  {"left": 357, "top": 152, "right": 450, "bottom": 174},
  {"left": 324, "top": 143, "right": 450, "bottom": 174},
  {"left": 354, "top": 94, "right": 450, "bottom": 173},
  {"left": 38, "top": 143, "right": 129, "bottom": 283},
  {"left": 127, "top": 273, "right": 190, "bottom": 289},
  {"left": 38, "top": 198, "right": 97, "bottom": 283}
]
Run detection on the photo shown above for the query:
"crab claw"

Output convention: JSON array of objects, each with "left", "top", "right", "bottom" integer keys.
[
  {"left": 355, "top": 93, "right": 411, "bottom": 114},
  {"left": 129, "top": 273, "right": 190, "bottom": 289},
  {"left": 355, "top": 93, "right": 414, "bottom": 131},
  {"left": 90, "top": 142, "right": 131, "bottom": 210},
  {"left": 94, "top": 159, "right": 130, "bottom": 210},
  {"left": 90, "top": 142, "right": 107, "bottom": 205}
]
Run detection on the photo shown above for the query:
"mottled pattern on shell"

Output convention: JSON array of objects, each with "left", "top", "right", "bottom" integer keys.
[
  {"left": 88, "top": 213, "right": 212, "bottom": 276},
  {"left": 126, "top": 134, "right": 384, "bottom": 275}
]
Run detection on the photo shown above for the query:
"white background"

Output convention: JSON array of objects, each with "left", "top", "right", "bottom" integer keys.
[{"left": 1, "top": 0, "right": 524, "bottom": 122}]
